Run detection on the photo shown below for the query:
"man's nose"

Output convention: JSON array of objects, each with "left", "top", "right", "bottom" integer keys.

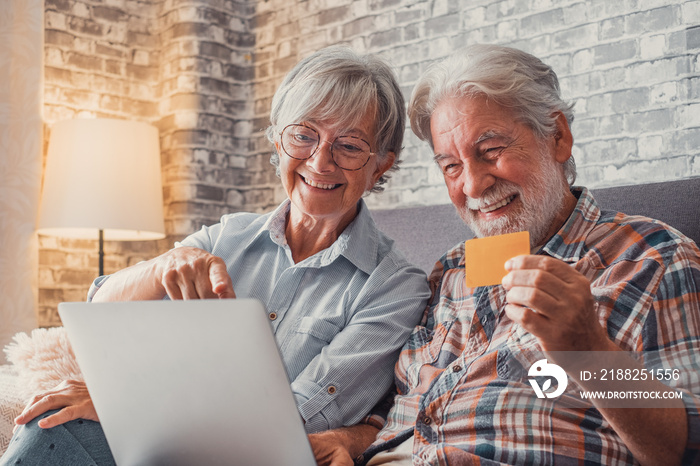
[
  {"left": 461, "top": 160, "right": 496, "bottom": 199},
  {"left": 307, "top": 140, "right": 337, "bottom": 172}
]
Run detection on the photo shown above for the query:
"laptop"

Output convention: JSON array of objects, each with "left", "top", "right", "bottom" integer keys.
[{"left": 58, "top": 299, "right": 317, "bottom": 466}]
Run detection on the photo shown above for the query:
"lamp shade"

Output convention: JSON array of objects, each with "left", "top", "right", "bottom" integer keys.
[{"left": 37, "top": 118, "right": 166, "bottom": 241}]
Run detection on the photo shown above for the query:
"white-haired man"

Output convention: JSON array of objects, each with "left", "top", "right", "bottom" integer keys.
[{"left": 310, "top": 44, "right": 700, "bottom": 466}]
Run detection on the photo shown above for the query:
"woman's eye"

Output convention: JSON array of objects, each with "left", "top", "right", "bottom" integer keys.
[{"left": 338, "top": 143, "right": 362, "bottom": 153}]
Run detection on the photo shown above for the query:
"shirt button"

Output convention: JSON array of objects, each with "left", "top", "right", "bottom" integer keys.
[
  {"left": 268, "top": 312, "right": 277, "bottom": 320},
  {"left": 482, "top": 315, "right": 488, "bottom": 324},
  {"left": 327, "top": 385, "right": 337, "bottom": 394},
  {"left": 423, "top": 416, "right": 431, "bottom": 425},
  {"left": 453, "top": 365, "right": 462, "bottom": 372},
  {"left": 356, "top": 454, "right": 364, "bottom": 463}
]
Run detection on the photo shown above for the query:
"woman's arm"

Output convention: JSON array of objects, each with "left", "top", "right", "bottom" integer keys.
[
  {"left": 92, "top": 246, "right": 235, "bottom": 302},
  {"left": 291, "top": 263, "right": 430, "bottom": 433}
]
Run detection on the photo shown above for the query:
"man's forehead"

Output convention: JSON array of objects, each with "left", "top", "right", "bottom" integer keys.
[{"left": 432, "top": 96, "right": 519, "bottom": 139}]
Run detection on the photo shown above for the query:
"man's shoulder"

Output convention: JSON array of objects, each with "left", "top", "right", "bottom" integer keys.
[{"left": 588, "top": 209, "right": 698, "bottom": 263}]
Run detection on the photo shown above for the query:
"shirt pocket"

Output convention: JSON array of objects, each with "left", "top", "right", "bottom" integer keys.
[
  {"left": 500, "top": 323, "right": 545, "bottom": 382},
  {"left": 401, "top": 321, "right": 454, "bottom": 389},
  {"left": 296, "top": 316, "right": 342, "bottom": 344}
]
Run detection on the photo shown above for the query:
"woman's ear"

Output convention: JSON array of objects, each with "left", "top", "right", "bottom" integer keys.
[
  {"left": 372, "top": 151, "right": 396, "bottom": 184},
  {"left": 552, "top": 112, "right": 573, "bottom": 164}
]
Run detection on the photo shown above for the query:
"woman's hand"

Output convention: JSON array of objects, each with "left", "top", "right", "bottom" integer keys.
[
  {"left": 92, "top": 247, "right": 236, "bottom": 302},
  {"left": 14, "top": 380, "right": 97, "bottom": 430},
  {"left": 154, "top": 247, "right": 236, "bottom": 300}
]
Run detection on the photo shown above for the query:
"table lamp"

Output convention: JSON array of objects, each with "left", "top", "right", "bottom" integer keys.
[{"left": 37, "top": 118, "right": 166, "bottom": 276}]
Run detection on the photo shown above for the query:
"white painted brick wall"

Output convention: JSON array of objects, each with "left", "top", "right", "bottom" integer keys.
[{"left": 251, "top": 0, "right": 700, "bottom": 210}]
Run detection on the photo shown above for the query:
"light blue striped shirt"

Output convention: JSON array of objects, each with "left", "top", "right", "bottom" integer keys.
[{"left": 89, "top": 199, "right": 430, "bottom": 433}]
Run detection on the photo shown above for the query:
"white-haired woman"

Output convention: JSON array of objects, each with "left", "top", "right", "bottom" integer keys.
[{"left": 3, "top": 46, "right": 430, "bottom": 465}]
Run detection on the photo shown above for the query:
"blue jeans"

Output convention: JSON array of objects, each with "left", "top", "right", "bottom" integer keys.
[{"left": 0, "top": 410, "right": 116, "bottom": 466}]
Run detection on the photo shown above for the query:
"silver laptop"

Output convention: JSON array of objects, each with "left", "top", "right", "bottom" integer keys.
[{"left": 58, "top": 299, "right": 317, "bottom": 466}]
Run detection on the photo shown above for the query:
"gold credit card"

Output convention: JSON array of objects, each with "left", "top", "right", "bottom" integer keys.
[{"left": 464, "top": 231, "right": 530, "bottom": 287}]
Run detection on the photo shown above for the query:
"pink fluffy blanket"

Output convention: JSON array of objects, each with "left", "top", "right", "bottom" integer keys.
[{"left": 3, "top": 327, "right": 83, "bottom": 401}]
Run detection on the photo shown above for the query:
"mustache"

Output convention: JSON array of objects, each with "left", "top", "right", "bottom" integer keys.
[{"left": 465, "top": 181, "right": 521, "bottom": 210}]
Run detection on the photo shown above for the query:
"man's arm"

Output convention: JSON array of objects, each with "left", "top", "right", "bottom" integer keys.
[
  {"left": 502, "top": 255, "right": 690, "bottom": 465},
  {"left": 309, "top": 424, "right": 380, "bottom": 466}
]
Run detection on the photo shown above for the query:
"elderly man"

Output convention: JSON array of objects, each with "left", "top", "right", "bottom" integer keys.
[{"left": 310, "top": 44, "right": 700, "bottom": 465}]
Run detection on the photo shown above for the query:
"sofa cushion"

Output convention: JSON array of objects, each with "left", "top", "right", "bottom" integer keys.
[{"left": 0, "top": 365, "right": 23, "bottom": 456}]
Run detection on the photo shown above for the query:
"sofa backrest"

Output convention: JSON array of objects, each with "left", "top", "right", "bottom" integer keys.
[{"left": 371, "top": 178, "right": 700, "bottom": 274}]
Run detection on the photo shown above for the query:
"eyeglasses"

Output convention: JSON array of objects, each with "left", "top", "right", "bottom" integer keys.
[{"left": 280, "top": 124, "right": 375, "bottom": 171}]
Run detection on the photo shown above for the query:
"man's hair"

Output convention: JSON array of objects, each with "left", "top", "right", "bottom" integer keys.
[
  {"left": 266, "top": 46, "right": 405, "bottom": 193},
  {"left": 408, "top": 44, "right": 577, "bottom": 185}
]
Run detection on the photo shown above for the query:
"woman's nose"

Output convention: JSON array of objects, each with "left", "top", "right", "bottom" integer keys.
[{"left": 307, "top": 140, "right": 337, "bottom": 172}]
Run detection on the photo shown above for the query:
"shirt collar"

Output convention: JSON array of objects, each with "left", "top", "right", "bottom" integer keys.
[
  {"left": 539, "top": 186, "right": 601, "bottom": 263},
  {"left": 260, "top": 198, "right": 380, "bottom": 274}
]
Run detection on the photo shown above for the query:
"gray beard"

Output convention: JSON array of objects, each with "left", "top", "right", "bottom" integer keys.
[{"left": 457, "top": 155, "right": 569, "bottom": 248}]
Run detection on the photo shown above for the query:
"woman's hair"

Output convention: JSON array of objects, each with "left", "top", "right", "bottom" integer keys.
[
  {"left": 265, "top": 46, "right": 405, "bottom": 193},
  {"left": 408, "top": 44, "right": 577, "bottom": 185}
]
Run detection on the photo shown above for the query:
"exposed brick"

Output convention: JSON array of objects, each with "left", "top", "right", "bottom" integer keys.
[
  {"left": 199, "top": 41, "right": 232, "bottom": 60},
  {"left": 225, "top": 30, "right": 256, "bottom": 48},
  {"left": 625, "top": 6, "right": 677, "bottom": 35},
  {"left": 252, "top": 10, "right": 275, "bottom": 28},
  {"left": 126, "top": 63, "right": 158, "bottom": 81},
  {"left": 95, "top": 43, "right": 126, "bottom": 58},
  {"left": 552, "top": 24, "right": 597, "bottom": 50},
  {"left": 688, "top": 26, "right": 700, "bottom": 50},
  {"left": 520, "top": 8, "right": 565, "bottom": 36},
  {"left": 599, "top": 16, "right": 624, "bottom": 40},
  {"left": 45, "top": 66, "right": 74, "bottom": 85},
  {"left": 395, "top": 6, "right": 425, "bottom": 24},
  {"left": 45, "top": 29, "right": 75, "bottom": 46},
  {"left": 369, "top": 28, "right": 401, "bottom": 49},
  {"left": 369, "top": 0, "right": 403, "bottom": 11},
  {"left": 625, "top": 108, "right": 674, "bottom": 133},
  {"left": 318, "top": 5, "right": 351, "bottom": 26},
  {"left": 342, "top": 16, "right": 376, "bottom": 39},
  {"left": 93, "top": 5, "right": 129, "bottom": 22},
  {"left": 593, "top": 39, "right": 637, "bottom": 65},
  {"left": 66, "top": 51, "right": 102, "bottom": 70},
  {"left": 45, "top": 0, "right": 71, "bottom": 11},
  {"left": 196, "top": 184, "right": 225, "bottom": 201},
  {"left": 611, "top": 88, "right": 649, "bottom": 113},
  {"left": 67, "top": 16, "right": 104, "bottom": 36},
  {"left": 425, "top": 13, "right": 459, "bottom": 38}
]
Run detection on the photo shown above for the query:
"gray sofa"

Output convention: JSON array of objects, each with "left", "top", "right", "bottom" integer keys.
[
  {"left": 1, "top": 178, "right": 699, "bottom": 456},
  {"left": 371, "top": 179, "right": 700, "bottom": 274}
]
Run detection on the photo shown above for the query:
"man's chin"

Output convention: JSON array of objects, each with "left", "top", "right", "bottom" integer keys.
[{"left": 460, "top": 211, "right": 521, "bottom": 239}]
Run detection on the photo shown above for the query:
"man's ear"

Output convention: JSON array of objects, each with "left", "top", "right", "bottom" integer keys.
[{"left": 552, "top": 112, "right": 574, "bottom": 164}]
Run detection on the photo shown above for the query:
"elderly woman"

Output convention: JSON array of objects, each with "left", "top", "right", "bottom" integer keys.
[{"left": 3, "top": 47, "right": 430, "bottom": 465}]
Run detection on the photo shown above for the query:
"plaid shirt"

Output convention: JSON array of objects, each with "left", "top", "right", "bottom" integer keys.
[{"left": 360, "top": 187, "right": 700, "bottom": 465}]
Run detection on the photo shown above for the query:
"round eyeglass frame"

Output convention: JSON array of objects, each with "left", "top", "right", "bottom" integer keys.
[{"left": 279, "top": 124, "right": 376, "bottom": 171}]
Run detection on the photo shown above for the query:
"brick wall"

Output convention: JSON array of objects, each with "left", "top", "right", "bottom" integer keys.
[
  {"left": 40, "top": 0, "right": 259, "bottom": 325},
  {"left": 251, "top": 0, "right": 700, "bottom": 210},
  {"left": 38, "top": 0, "right": 699, "bottom": 325},
  {"left": 41, "top": 0, "right": 165, "bottom": 325}
]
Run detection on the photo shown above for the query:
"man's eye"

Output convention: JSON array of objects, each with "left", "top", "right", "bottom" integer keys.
[
  {"left": 482, "top": 146, "right": 505, "bottom": 158},
  {"left": 442, "top": 163, "right": 461, "bottom": 175}
]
